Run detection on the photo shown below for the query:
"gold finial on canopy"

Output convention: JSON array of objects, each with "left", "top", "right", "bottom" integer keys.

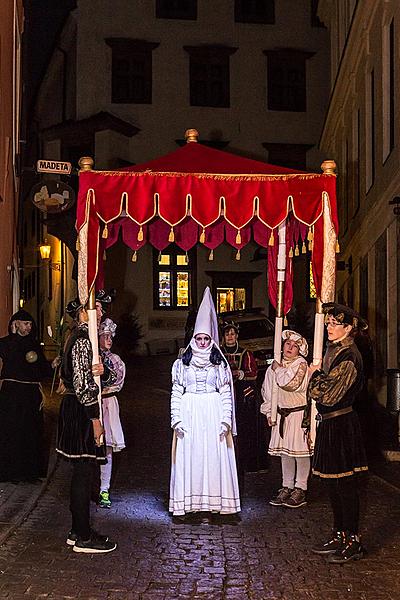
[
  {"left": 321, "top": 160, "right": 336, "bottom": 175},
  {"left": 185, "top": 129, "right": 199, "bottom": 143},
  {"left": 78, "top": 156, "right": 94, "bottom": 172}
]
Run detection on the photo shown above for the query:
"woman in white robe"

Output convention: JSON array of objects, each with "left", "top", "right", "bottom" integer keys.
[{"left": 169, "top": 288, "right": 240, "bottom": 519}]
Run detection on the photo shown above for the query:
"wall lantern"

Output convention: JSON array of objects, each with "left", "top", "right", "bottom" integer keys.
[{"left": 39, "top": 240, "right": 51, "bottom": 260}]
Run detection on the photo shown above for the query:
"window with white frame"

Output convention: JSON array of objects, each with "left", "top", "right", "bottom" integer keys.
[{"left": 382, "top": 17, "right": 395, "bottom": 163}]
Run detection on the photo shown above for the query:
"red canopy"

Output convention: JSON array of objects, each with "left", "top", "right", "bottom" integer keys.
[{"left": 76, "top": 140, "right": 338, "bottom": 310}]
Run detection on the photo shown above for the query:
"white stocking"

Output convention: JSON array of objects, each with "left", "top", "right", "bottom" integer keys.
[{"left": 100, "top": 446, "right": 113, "bottom": 492}]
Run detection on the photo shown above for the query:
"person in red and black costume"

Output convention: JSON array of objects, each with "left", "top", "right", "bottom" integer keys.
[
  {"left": 221, "top": 321, "right": 262, "bottom": 490},
  {"left": 307, "top": 302, "right": 368, "bottom": 564}
]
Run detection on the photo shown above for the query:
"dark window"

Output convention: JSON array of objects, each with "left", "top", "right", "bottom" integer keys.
[
  {"left": 375, "top": 232, "right": 387, "bottom": 376},
  {"left": 352, "top": 109, "right": 360, "bottom": 217},
  {"left": 235, "top": 0, "right": 274, "bottom": 24},
  {"left": 106, "top": 38, "right": 159, "bottom": 104},
  {"left": 153, "top": 246, "right": 196, "bottom": 310},
  {"left": 156, "top": 0, "right": 197, "bottom": 19},
  {"left": 262, "top": 142, "right": 312, "bottom": 170},
  {"left": 265, "top": 49, "right": 313, "bottom": 112},
  {"left": 185, "top": 45, "right": 237, "bottom": 108}
]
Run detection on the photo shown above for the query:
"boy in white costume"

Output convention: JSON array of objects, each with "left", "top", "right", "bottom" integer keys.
[
  {"left": 169, "top": 287, "right": 240, "bottom": 521},
  {"left": 261, "top": 330, "right": 312, "bottom": 508},
  {"left": 98, "top": 318, "right": 126, "bottom": 508}
]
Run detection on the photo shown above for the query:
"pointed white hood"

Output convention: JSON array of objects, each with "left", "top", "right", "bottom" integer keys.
[{"left": 193, "top": 287, "right": 219, "bottom": 344}]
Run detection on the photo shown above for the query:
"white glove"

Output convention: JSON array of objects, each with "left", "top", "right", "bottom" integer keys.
[
  {"left": 174, "top": 423, "right": 186, "bottom": 439},
  {"left": 219, "top": 423, "right": 229, "bottom": 441}
]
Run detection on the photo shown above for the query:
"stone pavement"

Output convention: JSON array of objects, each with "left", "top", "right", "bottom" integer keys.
[{"left": 0, "top": 356, "right": 400, "bottom": 599}]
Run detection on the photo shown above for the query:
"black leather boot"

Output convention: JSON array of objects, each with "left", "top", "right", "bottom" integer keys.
[
  {"left": 328, "top": 533, "right": 365, "bottom": 563},
  {"left": 311, "top": 530, "right": 345, "bottom": 554}
]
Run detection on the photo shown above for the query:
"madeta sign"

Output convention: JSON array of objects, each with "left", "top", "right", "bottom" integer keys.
[{"left": 36, "top": 159, "right": 72, "bottom": 175}]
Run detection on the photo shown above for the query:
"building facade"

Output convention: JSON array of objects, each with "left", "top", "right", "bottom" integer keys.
[
  {"left": 318, "top": 0, "right": 399, "bottom": 403},
  {"left": 0, "top": 0, "right": 24, "bottom": 334},
  {"left": 31, "top": 0, "right": 331, "bottom": 352}
]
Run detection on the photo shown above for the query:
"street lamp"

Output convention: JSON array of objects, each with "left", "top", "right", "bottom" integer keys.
[{"left": 39, "top": 240, "right": 51, "bottom": 260}]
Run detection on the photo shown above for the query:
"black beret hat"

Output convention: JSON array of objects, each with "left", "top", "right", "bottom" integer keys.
[{"left": 322, "top": 302, "right": 368, "bottom": 330}]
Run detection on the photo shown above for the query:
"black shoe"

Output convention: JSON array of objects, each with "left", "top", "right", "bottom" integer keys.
[
  {"left": 328, "top": 534, "right": 365, "bottom": 563},
  {"left": 73, "top": 536, "right": 117, "bottom": 554},
  {"left": 312, "top": 531, "right": 345, "bottom": 555},
  {"left": 66, "top": 529, "right": 108, "bottom": 547}
]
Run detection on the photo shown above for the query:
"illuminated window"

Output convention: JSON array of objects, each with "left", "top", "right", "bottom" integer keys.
[
  {"left": 217, "top": 287, "right": 246, "bottom": 313},
  {"left": 309, "top": 262, "right": 317, "bottom": 299},
  {"left": 153, "top": 247, "right": 195, "bottom": 309}
]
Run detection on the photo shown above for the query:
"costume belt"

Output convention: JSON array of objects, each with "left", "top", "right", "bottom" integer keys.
[
  {"left": 277, "top": 404, "right": 307, "bottom": 438},
  {"left": 316, "top": 406, "right": 353, "bottom": 422},
  {"left": 102, "top": 391, "right": 117, "bottom": 399}
]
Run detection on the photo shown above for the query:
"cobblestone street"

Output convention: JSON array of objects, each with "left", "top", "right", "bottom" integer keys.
[{"left": 0, "top": 356, "right": 400, "bottom": 599}]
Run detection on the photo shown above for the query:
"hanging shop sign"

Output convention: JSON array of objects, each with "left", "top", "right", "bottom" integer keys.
[
  {"left": 36, "top": 159, "right": 72, "bottom": 175},
  {"left": 30, "top": 180, "right": 76, "bottom": 214}
]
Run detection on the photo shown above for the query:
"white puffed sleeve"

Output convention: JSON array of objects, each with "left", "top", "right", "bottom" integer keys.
[
  {"left": 260, "top": 366, "right": 274, "bottom": 418},
  {"left": 171, "top": 359, "right": 185, "bottom": 428},
  {"left": 275, "top": 359, "right": 308, "bottom": 391},
  {"left": 217, "top": 364, "right": 232, "bottom": 428}
]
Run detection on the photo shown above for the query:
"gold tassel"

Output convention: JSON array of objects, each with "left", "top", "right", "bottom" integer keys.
[
  {"left": 200, "top": 228, "right": 206, "bottom": 244},
  {"left": 137, "top": 226, "right": 144, "bottom": 241},
  {"left": 158, "top": 251, "right": 162, "bottom": 264},
  {"left": 294, "top": 244, "right": 299, "bottom": 256},
  {"left": 168, "top": 227, "right": 174, "bottom": 242},
  {"left": 335, "top": 240, "right": 340, "bottom": 253},
  {"left": 76, "top": 238, "right": 81, "bottom": 251},
  {"left": 289, "top": 247, "right": 293, "bottom": 258},
  {"left": 103, "top": 251, "right": 107, "bottom": 261},
  {"left": 208, "top": 249, "right": 214, "bottom": 261},
  {"left": 308, "top": 240, "right": 313, "bottom": 252},
  {"left": 307, "top": 226, "right": 313, "bottom": 242},
  {"left": 268, "top": 229, "right": 275, "bottom": 246},
  {"left": 102, "top": 223, "right": 108, "bottom": 239},
  {"left": 235, "top": 230, "right": 241, "bottom": 244},
  {"left": 131, "top": 251, "right": 137, "bottom": 262},
  {"left": 284, "top": 315, "right": 288, "bottom": 327},
  {"left": 236, "top": 249, "right": 241, "bottom": 261},
  {"left": 302, "top": 241, "right": 306, "bottom": 254}
]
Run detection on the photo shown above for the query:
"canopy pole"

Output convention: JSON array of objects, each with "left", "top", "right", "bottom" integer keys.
[
  {"left": 78, "top": 156, "right": 103, "bottom": 431},
  {"left": 270, "top": 221, "right": 286, "bottom": 425},
  {"left": 312, "top": 160, "right": 337, "bottom": 367},
  {"left": 309, "top": 160, "right": 337, "bottom": 444}
]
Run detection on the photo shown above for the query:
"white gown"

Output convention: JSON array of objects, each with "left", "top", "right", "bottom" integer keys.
[
  {"left": 169, "top": 359, "right": 241, "bottom": 515},
  {"left": 260, "top": 356, "right": 313, "bottom": 458}
]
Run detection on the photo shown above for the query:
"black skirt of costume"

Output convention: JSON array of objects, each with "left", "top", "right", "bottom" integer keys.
[
  {"left": 0, "top": 381, "right": 46, "bottom": 481},
  {"left": 56, "top": 393, "right": 105, "bottom": 461},
  {"left": 313, "top": 410, "right": 368, "bottom": 478}
]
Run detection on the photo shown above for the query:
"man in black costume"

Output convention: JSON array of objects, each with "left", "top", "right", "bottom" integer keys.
[
  {"left": 56, "top": 299, "right": 117, "bottom": 553},
  {"left": 0, "top": 310, "right": 52, "bottom": 482}
]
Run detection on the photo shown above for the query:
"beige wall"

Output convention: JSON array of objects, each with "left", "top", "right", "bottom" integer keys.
[
  {"left": 0, "top": 0, "right": 24, "bottom": 335},
  {"left": 319, "top": 0, "right": 400, "bottom": 402}
]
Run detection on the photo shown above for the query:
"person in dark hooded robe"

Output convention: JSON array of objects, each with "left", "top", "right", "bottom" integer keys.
[{"left": 0, "top": 309, "right": 52, "bottom": 482}]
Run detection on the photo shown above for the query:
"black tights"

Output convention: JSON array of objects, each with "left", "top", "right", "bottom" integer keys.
[
  {"left": 70, "top": 459, "right": 94, "bottom": 540},
  {"left": 326, "top": 476, "right": 360, "bottom": 534}
]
